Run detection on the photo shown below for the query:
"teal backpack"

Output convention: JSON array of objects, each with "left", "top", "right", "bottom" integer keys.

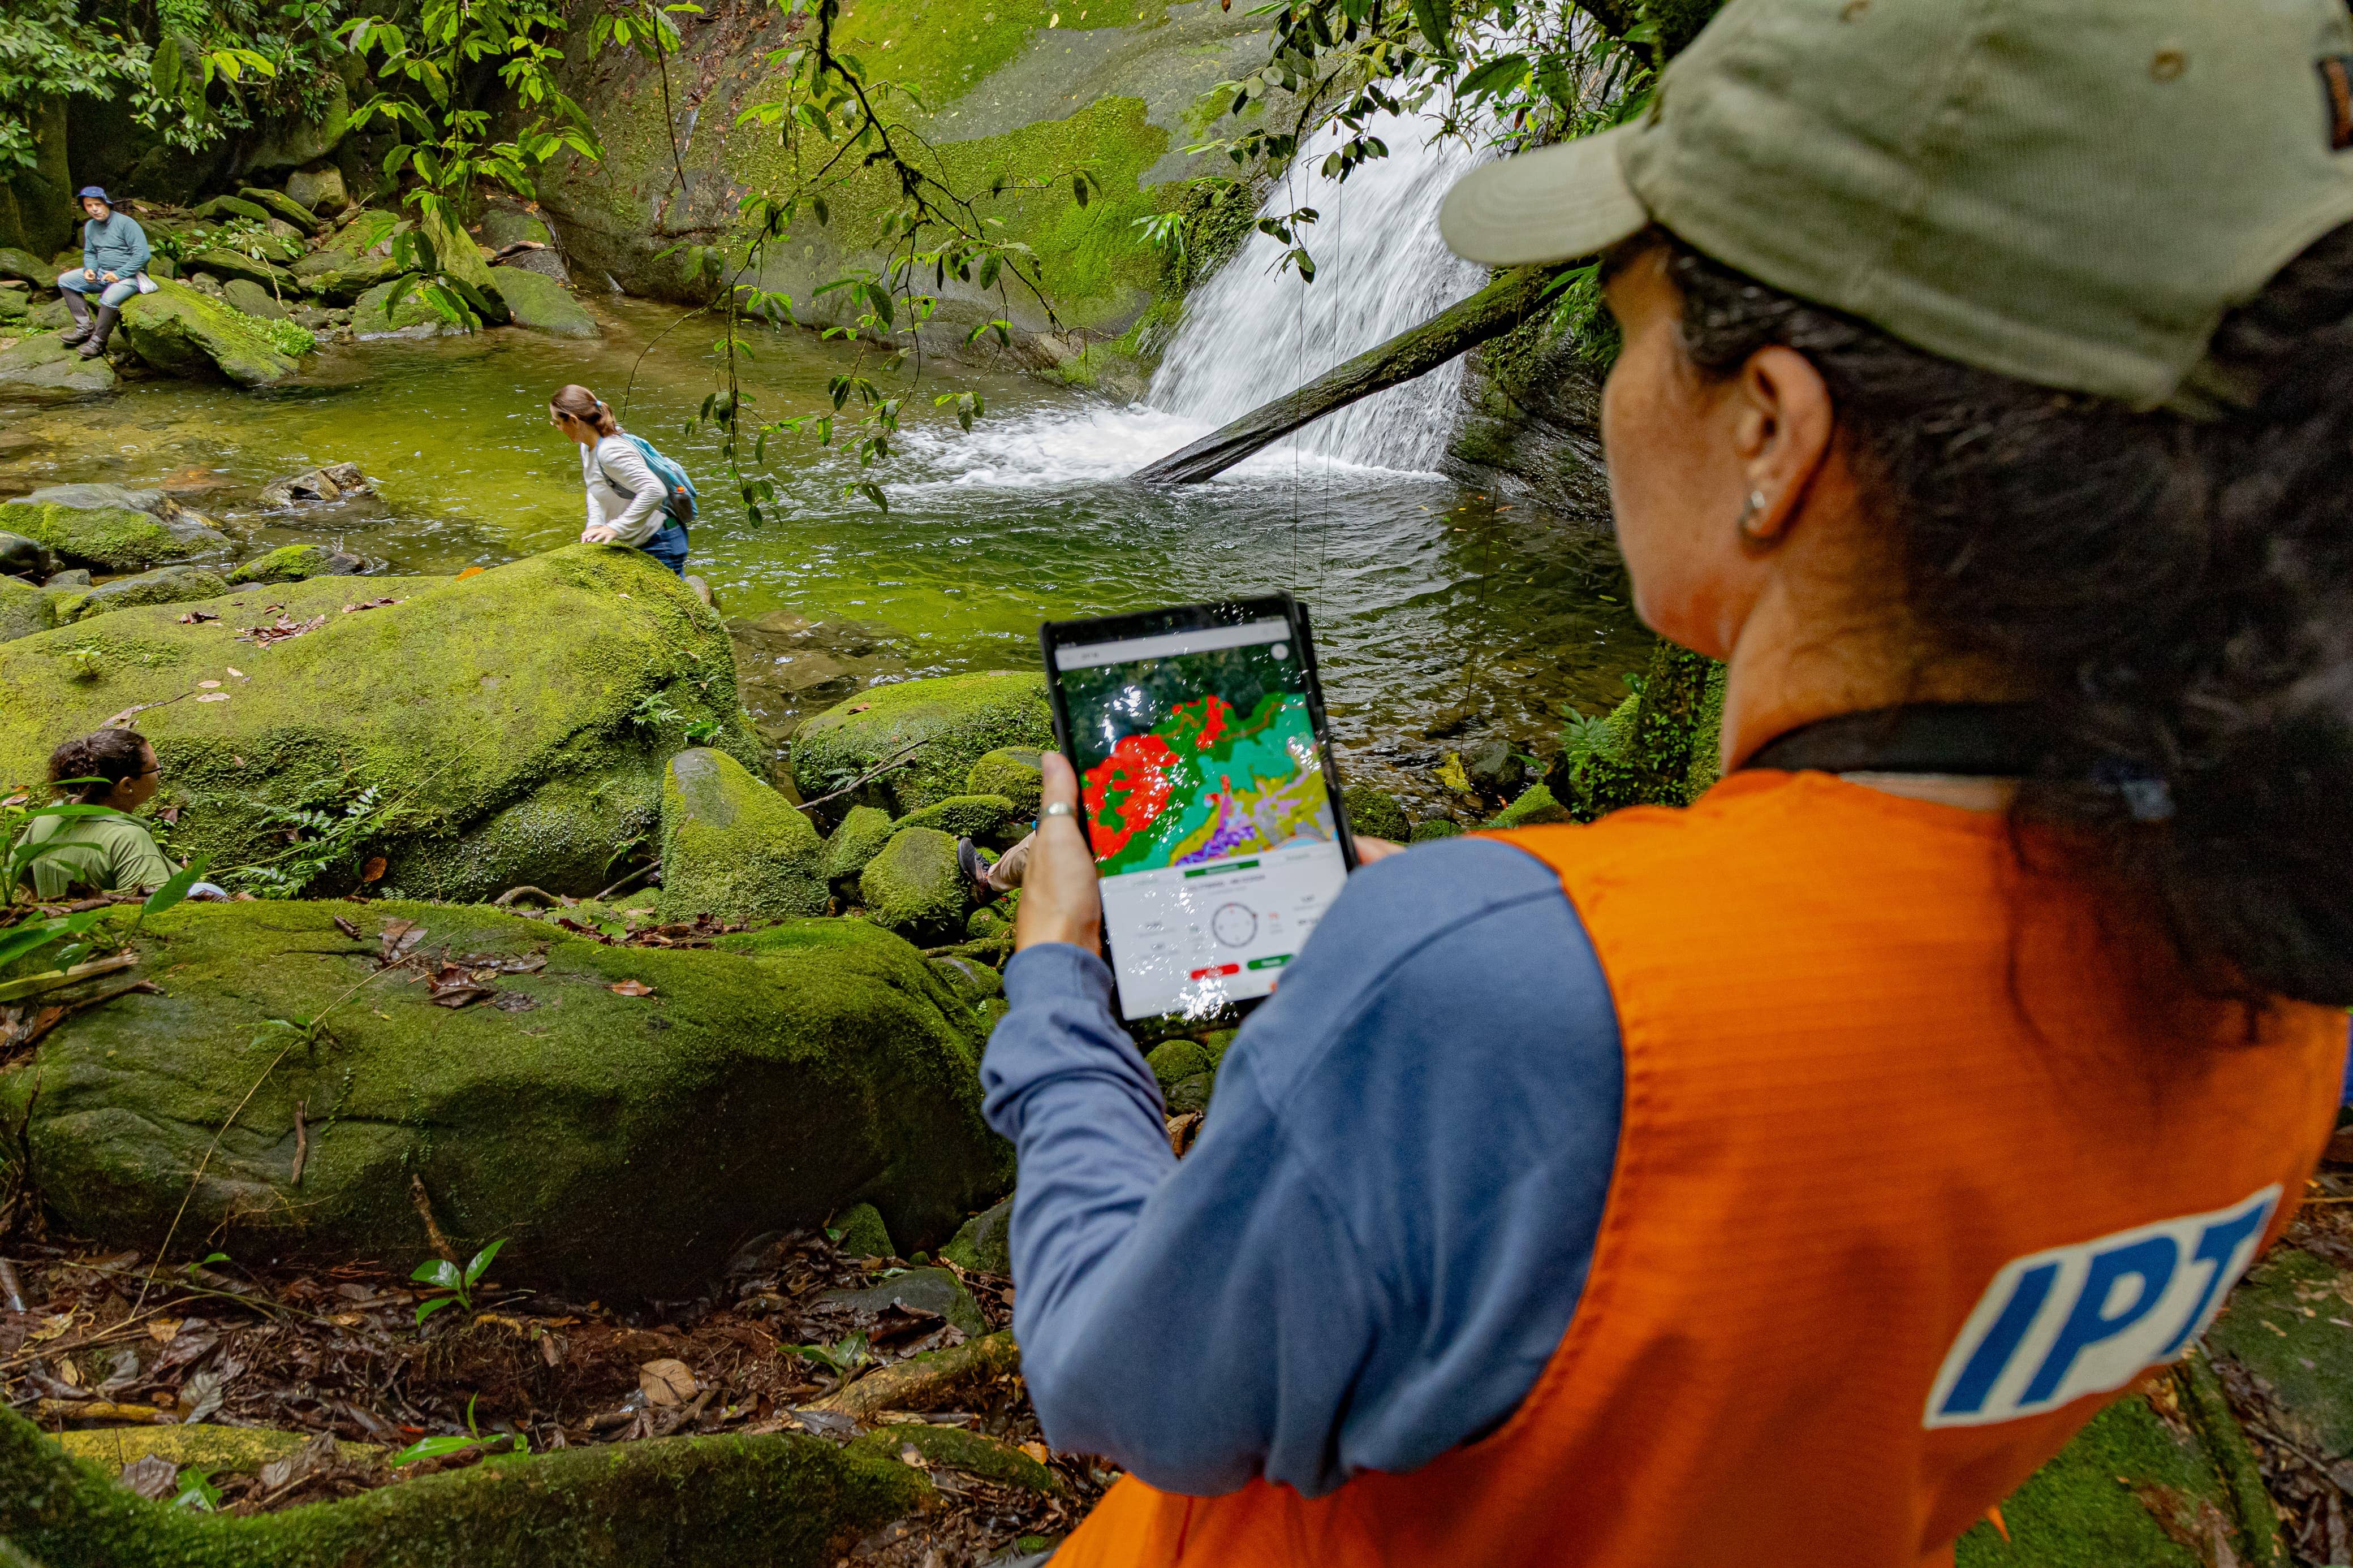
[{"left": 623, "top": 434, "right": 697, "bottom": 523}]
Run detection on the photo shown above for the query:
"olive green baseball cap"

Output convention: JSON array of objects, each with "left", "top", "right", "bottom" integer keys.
[{"left": 1438, "top": 0, "right": 2353, "bottom": 409}]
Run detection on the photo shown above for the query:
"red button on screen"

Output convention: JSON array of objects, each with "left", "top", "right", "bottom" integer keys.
[{"left": 1188, "top": 963, "right": 1242, "bottom": 980}]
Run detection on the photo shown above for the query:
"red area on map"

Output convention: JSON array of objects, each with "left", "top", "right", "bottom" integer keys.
[
  {"left": 1167, "top": 695, "right": 1232, "bottom": 751},
  {"left": 1083, "top": 733, "right": 1177, "bottom": 859}
]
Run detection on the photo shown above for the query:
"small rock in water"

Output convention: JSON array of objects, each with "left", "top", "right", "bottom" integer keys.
[
  {"left": 1463, "top": 736, "right": 1527, "bottom": 798},
  {"left": 258, "top": 463, "right": 373, "bottom": 507},
  {"left": 0, "top": 530, "right": 55, "bottom": 583}
]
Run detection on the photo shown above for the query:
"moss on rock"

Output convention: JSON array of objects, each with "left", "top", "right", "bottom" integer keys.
[
  {"left": 1484, "top": 783, "right": 1570, "bottom": 831},
  {"left": 416, "top": 201, "right": 508, "bottom": 325},
  {"left": 966, "top": 748, "right": 1043, "bottom": 814},
  {"left": 0, "top": 898, "right": 1010, "bottom": 1293},
  {"left": 349, "top": 277, "right": 450, "bottom": 339},
  {"left": 844, "top": 1423, "right": 1059, "bottom": 1495},
  {"left": 1, "top": 1401, "right": 924, "bottom": 1567},
  {"left": 2205, "top": 1245, "right": 2353, "bottom": 1456},
  {"left": 118, "top": 278, "right": 304, "bottom": 388},
  {"left": 938, "top": 1195, "right": 1011, "bottom": 1276},
  {"left": 1408, "top": 818, "right": 1463, "bottom": 843},
  {"left": 791, "top": 672, "right": 1054, "bottom": 817},
  {"left": 893, "top": 793, "right": 1022, "bottom": 847},
  {"left": 0, "top": 333, "right": 119, "bottom": 403},
  {"left": 0, "top": 502, "right": 201, "bottom": 573},
  {"left": 225, "top": 543, "right": 363, "bottom": 585},
  {"left": 0, "top": 546, "right": 763, "bottom": 902},
  {"left": 0, "top": 576, "right": 53, "bottom": 642},
  {"left": 492, "top": 265, "right": 598, "bottom": 338},
  {"left": 658, "top": 746, "right": 828, "bottom": 923},
  {"left": 831, "top": 1200, "right": 896, "bottom": 1259},
  {"left": 821, "top": 805, "right": 897, "bottom": 887},
  {"left": 1144, "top": 1039, "right": 1208, "bottom": 1095},
  {"left": 1954, "top": 1393, "right": 2234, "bottom": 1568},
  {"left": 70, "top": 565, "right": 231, "bottom": 621},
  {"left": 1340, "top": 785, "right": 1408, "bottom": 843},
  {"left": 859, "top": 826, "right": 968, "bottom": 943},
  {"left": 53, "top": 1426, "right": 381, "bottom": 1474}
]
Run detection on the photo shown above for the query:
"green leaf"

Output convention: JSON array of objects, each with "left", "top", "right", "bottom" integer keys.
[
  {"left": 1457, "top": 52, "right": 1529, "bottom": 100},
  {"left": 143, "top": 856, "right": 211, "bottom": 919},
  {"left": 390, "top": 1432, "right": 481, "bottom": 1466},
  {"left": 412, "top": 1258, "right": 461, "bottom": 1290},
  {"left": 413, "top": 1294, "right": 459, "bottom": 1327},
  {"left": 1410, "top": 0, "right": 1454, "bottom": 56},
  {"left": 0, "top": 922, "right": 73, "bottom": 970},
  {"left": 856, "top": 482, "right": 889, "bottom": 513},
  {"left": 463, "top": 1237, "right": 506, "bottom": 1287}
]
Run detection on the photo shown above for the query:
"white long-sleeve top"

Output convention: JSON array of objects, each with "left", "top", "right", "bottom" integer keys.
[{"left": 580, "top": 433, "right": 668, "bottom": 547}]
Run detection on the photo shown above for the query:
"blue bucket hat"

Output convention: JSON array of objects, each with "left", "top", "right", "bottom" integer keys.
[{"left": 76, "top": 186, "right": 110, "bottom": 205}]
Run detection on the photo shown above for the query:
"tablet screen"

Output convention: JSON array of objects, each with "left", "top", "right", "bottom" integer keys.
[{"left": 1051, "top": 614, "right": 1350, "bottom": 1020}]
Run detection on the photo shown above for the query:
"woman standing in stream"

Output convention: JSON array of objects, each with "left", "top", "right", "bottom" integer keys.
[{"left": 981, "top": 2, "right": 2353, "bottom": 1564}]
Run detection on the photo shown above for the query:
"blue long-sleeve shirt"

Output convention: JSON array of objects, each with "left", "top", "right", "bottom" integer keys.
[
  {"left": 979, "top": 837, "right": 1623, "bottom": 1497},
  {"left": 81, "top": 211, "right": 149, "bottom": 279}
]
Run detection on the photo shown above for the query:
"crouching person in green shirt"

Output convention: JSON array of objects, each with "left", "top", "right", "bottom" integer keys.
[{"left": 13, "top": 730, "right": 227, "bottom": 901}]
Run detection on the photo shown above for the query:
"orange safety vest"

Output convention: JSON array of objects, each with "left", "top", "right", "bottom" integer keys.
[{"left": 1054, "top": 770, "right": 2346, "bottom": 1568}]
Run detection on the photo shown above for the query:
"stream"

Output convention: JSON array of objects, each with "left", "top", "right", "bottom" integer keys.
[{"left": 0, "top": 297, "right": 1645, "bottom": 810}]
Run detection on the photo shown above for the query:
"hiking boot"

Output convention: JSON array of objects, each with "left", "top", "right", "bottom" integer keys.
[
  {"left": 78, "top": 304, "right": 120, "bottom": 360},
  {"left": 57, "top": 290, "right": 92, "bottom": 346}
]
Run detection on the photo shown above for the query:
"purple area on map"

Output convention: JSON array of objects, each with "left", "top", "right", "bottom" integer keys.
[{"left": 1175, "top": 795, "right": 1252, "bottom": 867}]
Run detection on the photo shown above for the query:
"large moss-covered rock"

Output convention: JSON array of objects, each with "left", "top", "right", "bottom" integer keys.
[
  {"left": 118, "top": 278, "right": 303, "bottom": 388},
  {"left": 0, "top": 576, "right": 53, "bottom": 642},
  {"left": 238, "top": 186, "right": 324, "bottom": 232},
  {"left": 179, "top": 249, "right": 300, "bottom": 295},
  {"left": 1, "top": 1398, "right": 925, "bottom": 1567},
  {"left": 0, "top": 333, "right": 118, "bottom": 403},
  {"left": 291, "top": 222, "right": 404, "bottom": 304},
  {"left": 349, "top": 275, "right": 450, "bottom": 339},
  {"left": 939, "top": 1195, "right": 1011, "bottom": 1276},
  {"left": 893, "top": 793, "right": 1022, "bottom": 846},
  {"left": 792, "top": 672, "right": 1054, "bottom": 818},
  {"left": 492, "top": 264, "right": 598, "bottom": 338},
  {"left": 0, "top": 900, "right": 1011, "bottom": 1293},
  {"left": 68, "top": 565, "right": 232, "bottom": 622},
  {"left": 285, "top": 163, "right": 349, "bottom": 218},
  {"left": 1341, "top": 785, "right": 1409, "bottom": 843},
  {"left": 226, "top": 543, "right": 365, "bottom": 585},
  {"left": 0, "top": 502, "right": 217, "bottom": 573},
  {"left": 966, "top": 746, "right": 1044, "bottom": 813},
  {"left": 820, "top": 804, "right": 896, "bottom": 887},
  {"left": 221, "top": 277, "right": 290, "bottom": 321},
  {"left": 244, "top": 74, "right": 350, "bottom": 174},
  {"left": 417, "top": 200, "right": 508, "bottom": 325},
  {"left": 859, "top": 826, "right": 967, "bottom": 942},
  {"left": 0, "top": 246, "right": 47, "bottom": 284},
  {"left": 0, "top": 546, "right": 764, "bottom": 902},
  {"left": 658, "top": 747, "right": 828, "bottom": 922}
]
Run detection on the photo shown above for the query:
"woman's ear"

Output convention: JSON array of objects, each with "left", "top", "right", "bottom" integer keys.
[{"left": 1730, "top": 345, "right": 1837, "bottom": 547}]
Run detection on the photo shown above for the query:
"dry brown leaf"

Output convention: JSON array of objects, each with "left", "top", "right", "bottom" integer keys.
[
  {"left": 360, "top": 856, "right": 386, "bottom": 884},
  {"left": 1021, "top": 1441, "right": 1051, "bottom": 1466},
  {"left": 639, "top": 1358, "right": 696, "bottom": 1407},
  {"left": 195, "top": 693, "right": 230, "bottom": 703},
  {"left": 608, "top": 979, "right": 654, "bottom": 997},
  {"left": 144, "top": 1318, "right": 184, "bottom": 1344}
]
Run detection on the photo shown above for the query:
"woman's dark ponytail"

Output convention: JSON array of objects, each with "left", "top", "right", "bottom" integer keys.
[
  {"left": 1659, "top": 222, "right": 2353, "bottom": 1007},
  {"left": 48, "top": 729, "right": 150, "bottom": 805}
]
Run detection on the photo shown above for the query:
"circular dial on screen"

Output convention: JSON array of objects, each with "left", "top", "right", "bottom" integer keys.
[{"left": 1212, "top": 902, "right": 1259, "bottom": 948}]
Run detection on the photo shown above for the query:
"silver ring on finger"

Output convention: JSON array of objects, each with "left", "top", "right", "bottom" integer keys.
[{"left": 1041, "top": 802, "right": 1074, "bottom": 818}]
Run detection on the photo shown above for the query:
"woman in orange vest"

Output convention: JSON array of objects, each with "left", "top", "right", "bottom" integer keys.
[{"left": 979, "top": 1, "right": 2353, "bottom": 1562}]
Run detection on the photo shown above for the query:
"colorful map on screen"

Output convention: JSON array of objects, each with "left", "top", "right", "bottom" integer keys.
[{"left": 1080, "top": 689, "right": 1336, "bottom": 876}]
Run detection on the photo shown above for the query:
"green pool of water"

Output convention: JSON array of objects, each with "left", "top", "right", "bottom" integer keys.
[{"left": 0, "top": 299, "right": 1648, "bottom": 806}]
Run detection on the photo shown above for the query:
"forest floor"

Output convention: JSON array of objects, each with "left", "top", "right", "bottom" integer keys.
[{"left": 1, "top": 1224, "right": 1107, "bottom": 1565}]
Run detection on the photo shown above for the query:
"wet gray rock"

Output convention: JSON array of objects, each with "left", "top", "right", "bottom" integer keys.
[
  {"left": 285, "top": 163, "right": 349, "bottom": 217},
  {"left": 0, "top": 531, "right": 55, "bottom": 582},
  {"left": 0, "top": 335, "right": 119, "bottom": 404},
  {"left": 13, "top": 486, "right": 232, "bottom": 559},
  {"left": 221, "top": 278, "right": 290, "bottom": 321},
  {"left": 258, "top": 463, "right": 371, "bottom": 507},
  {"left": 44, "top": 568, "right": 90, "bottom": 589},
  {"left": 0, "top": 247, "right": 49, "bottom": 286},
  {"left": 818, "top": 1267, "right": 988, "bottom": 1338},
  {"left": 1464, "top": 736, "right": 1527, "bottom": 798}
]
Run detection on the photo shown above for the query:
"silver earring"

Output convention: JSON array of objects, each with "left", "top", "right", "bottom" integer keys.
[{"left": 1736, "top": 489, "right": 1770, "bottom": 540}]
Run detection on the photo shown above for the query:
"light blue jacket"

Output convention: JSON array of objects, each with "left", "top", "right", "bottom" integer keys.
[{"left": 81, "top": 211, "right": 150, "bottom": 279}]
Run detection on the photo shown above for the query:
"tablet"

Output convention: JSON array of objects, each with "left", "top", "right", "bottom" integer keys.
[{"left": 1041, "top": 595, "right": 1358, "bottom": 1022}]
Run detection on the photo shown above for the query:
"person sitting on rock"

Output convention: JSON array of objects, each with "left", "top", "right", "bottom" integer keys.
[
  {"left": 12, "top": 730, "right": 226, "bottom": 902},
  {"left": 55, "top": 187, "right": 148, "bottom": 362},
  {"left": 548, "top": 383, "right": 708, "bottom": 602}
]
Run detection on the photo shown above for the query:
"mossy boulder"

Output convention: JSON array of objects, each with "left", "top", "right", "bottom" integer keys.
[
  {"left": 820, "top": 1265, "right": 988, "bottom": 1338},
  {"left": 181, "top": 249, "right": 300, "bottom": 295},
  {"left": 291, "top": 227, "right": 404, "bottom": 304},
  {"left": 0, "top": 546, "right": 763, "bottom": 902},
  {"left": 226, "top": 543, "right": 365, "bottom": 585},
  {"left": 0, "top": 501, "right": 219, "bottom": 573},
  {"left": 1484, "top": 783, "right": 1570, "bottom": 831},
  {"left": 792, "top": 672, "right": 1055, "bottom": 818},
  {"left": 821, "top": 805, "right": 897, "bottom": 887},
  {"left": 1, "top": 1398, "right": 924, "bottom": 1567},
  {"left": 118, "top": 278, "right": 303, "bottom": 388},
  {"left": 1409, "top": 818, "right": 1463, "bottom": 843},
  {"left": 220, "top": 277, "right": 290, "bottom": 321},
  {"left": 939, "top": 1195, "right": 1012, "bottom": 1276},
  {"left": 195, "top": 193, "right": 274, "bottom": 226},
  {"left": 68, "top": 564, "right": 231, "bottom": 621},
  {"left": 416, "top": 200, "right": 508, "bottom": 325},
  {"left": 491, "top": 264, "right": 597, "bottom": 338},
  {"left": 0, "top": 576, "right": 53, "bottom": 643},
  {"left": 0, "top": 333, "right": 118, "bottom": 403},
  {"left": 284, "top": 164, "right": 348, "bottom": 217},
  {"left": 0, "top": 246, "right": 46, "bottom": 284},
  {"left": 859, "top": 826, "right": 968, "bottom": 943},
  {"left": 1341, "top": 785, "right": 1410, "bottom": 843},
  {"left": 349, "top": 275, "right": 449, "bottom": 338},
  {"left": 966, "top": 747, "right": 1044, "bottom": 813},
  {"left": 1144, "top": 1038, "right": 1209, "bottom": 1095},
  {"left": 894, "top": 793, "right": 1023, "bottom": 848},
  {"left": 0, "top": 900, "right": 1012, "bottom": 1294},
  {"left": 831, "top": 1200, "right": 895, "bottom": 1259},
  {"left": 237, "top": 185, "right": 323, "bottom": 232},
  {"left": 658, "top": 746, "right": 828, "bottom": 923}
]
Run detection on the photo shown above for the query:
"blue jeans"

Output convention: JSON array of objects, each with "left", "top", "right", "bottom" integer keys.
[
  {"left": 639, "top": 516, "right": 689, "bottom": 577},
  {"left": 59, "top": 270, "right": 140, "bottom": 308}
]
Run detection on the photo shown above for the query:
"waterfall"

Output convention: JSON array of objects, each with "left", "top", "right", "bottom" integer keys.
[{"left": 1144, "top": 110, "right": 1491, "bottom": 473}]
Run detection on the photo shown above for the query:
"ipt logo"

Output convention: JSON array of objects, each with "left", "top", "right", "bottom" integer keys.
[{"left": 1923, "top": 1186, "right": 2279, "bottom": 1428}]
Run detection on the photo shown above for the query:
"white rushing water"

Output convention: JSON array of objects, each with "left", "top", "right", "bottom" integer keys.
[
  {"left": 1145, "top": 109, "right": 1491, "bottom": 471},
  {"left": 904, "top": 109, "right": 1489, "bottom": 489}
]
